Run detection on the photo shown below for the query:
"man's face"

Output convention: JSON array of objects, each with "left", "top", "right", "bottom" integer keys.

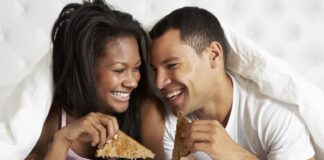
[{"left": 151, "top": 29, "right": 212, "bottom": 115}]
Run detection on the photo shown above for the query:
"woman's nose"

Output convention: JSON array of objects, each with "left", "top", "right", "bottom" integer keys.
[{"left": 123, "top": 71, "right": 139, "bottom": 89}]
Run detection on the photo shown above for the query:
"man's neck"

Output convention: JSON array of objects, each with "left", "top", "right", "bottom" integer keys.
[{"left": 195, "top": 73, "right": 233, "bottom": 127}]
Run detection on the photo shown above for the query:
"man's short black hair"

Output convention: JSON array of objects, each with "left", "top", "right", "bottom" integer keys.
[{"left": 150, "top": 6, "right": 228, "bottom": 58}]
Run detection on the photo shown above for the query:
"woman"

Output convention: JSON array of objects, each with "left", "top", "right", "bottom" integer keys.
[{"left": 26, "top": 0, "right": 165, "bottom": 159}]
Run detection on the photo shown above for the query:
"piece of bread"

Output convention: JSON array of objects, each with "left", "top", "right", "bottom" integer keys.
[
  {"left": 172, "top": 112, "right": 191, "bottom": 160},
  {"left": 96, "top": 130, "right": 155, "bottom": 159}
]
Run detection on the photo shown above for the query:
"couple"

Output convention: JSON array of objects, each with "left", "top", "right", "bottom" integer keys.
[{"left": 27, "top": 0, "right": 315, "bottom": 160}]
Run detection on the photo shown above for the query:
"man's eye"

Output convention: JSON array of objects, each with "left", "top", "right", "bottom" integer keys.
[
  {"left": 136, "top": 65, "right": 142, "bottom": 70},
  {"left": 133, "top": 65, "right": 141, "bottom": 72},
  {"left": 167, "top": 63, "right": 178, "bottom": 69}
]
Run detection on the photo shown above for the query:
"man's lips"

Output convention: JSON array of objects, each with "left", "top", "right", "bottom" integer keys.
[{"left": 164, "top": 88, "right": 184, "bottom": 100}]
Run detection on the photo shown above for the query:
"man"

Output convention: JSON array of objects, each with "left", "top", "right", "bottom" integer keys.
[{"left": 146, "top": 7, "right": 315, "bottom": 160}]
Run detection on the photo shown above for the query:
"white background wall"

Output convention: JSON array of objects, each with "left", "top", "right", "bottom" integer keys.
[{"left": 1, "top": 0, "right": 323, "bottom": 104}]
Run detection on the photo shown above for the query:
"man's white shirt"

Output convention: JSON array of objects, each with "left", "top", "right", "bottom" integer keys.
[{"left": 163, "top": 72, "right": 315, "bottom": 160}]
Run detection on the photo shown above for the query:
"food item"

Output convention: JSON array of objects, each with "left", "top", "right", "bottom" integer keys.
[
  {"left": 96, "top": 131, "right": 155, "bottom": 159},
  {"left": 172, "top": 112, "right": 190, "bottom": 160}
]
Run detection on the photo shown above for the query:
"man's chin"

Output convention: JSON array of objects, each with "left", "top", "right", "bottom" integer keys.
[{"left": 171, "top": 105, "right": 187, "bottom": 115}]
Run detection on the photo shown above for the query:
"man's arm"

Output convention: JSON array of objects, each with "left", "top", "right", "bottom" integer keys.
[{"left": 261, "top": 103, "right": 315, "bottom": 160}]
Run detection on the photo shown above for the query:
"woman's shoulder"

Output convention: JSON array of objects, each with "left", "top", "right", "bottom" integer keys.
[
  {"left": 26, "top": 104, "right": 61, "bottom": 159},
  {"left": 39, "top": 104, "right": 61, "bottom": 145},
  {"left": 140, "top": 93, "right": 165, "bottom": 122},
  {"left": 140, "top": 94, "right": 166, "bottom": 160}
]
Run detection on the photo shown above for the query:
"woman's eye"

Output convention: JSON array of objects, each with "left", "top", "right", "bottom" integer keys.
[{"left": 114, "top": 69, "right": 124, "bottom": 73}]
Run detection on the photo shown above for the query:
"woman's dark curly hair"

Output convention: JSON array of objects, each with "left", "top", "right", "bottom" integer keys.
[{"left": 51, "top": 0, "right": 150, "bottom": 150}]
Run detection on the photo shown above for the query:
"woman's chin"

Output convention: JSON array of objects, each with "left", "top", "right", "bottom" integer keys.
[{"left": 111, "top": 104, "right": 129, "bottom": 113}]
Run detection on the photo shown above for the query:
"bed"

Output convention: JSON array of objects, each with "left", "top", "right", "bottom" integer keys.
[{"left": 0, "top": 0, "right": 323, "bottom": 159}]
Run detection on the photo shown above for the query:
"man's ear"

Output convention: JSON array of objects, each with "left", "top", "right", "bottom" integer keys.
[{"left": 207, "top": 41, "right": 223, "bottom": 68}]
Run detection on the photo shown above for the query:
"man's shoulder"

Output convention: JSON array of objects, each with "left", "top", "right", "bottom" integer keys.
[
  {"left": 232, "top": 73, "right": 297, "bottom": 111},
  {"left": 232, "top": 73, "right": 301, "bottom": 131}
]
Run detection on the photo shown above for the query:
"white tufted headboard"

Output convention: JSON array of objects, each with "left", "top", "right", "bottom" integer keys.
[{"left": 1, "top": 0, "right": 323, "bottom": 104}]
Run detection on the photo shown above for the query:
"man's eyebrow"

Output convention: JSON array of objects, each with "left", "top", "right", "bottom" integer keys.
[
  {"left": 161, "top": 57, "right": 179, "bottom": 64},
  {"left": 150, "top": 57, "right": 179, "bottom": 69}
]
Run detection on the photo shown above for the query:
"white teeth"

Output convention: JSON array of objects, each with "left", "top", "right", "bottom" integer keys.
[
  {"left": 112, "top": 91, "right": 130, "bottom": 98},
  {"left": 166, "top": 89, "right": 182, "bottom": 99}
]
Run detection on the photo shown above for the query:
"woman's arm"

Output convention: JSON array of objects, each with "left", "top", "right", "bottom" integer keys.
[
  {"left": 25, "top": 143, "right": 47, "bottom": 160},
  {"left": 44, "top": 129, "right": 72, "bottom": 160},
  {"left": 140, "top": 95, "right": 166, "bottom": 160},
  {"left": 26, "top": 106, "right": 59, "bottom": 160}
]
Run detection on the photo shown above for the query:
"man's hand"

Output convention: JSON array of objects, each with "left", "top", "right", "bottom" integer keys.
[{"left": 182, "top": 120, "right": 258, "bottom": 160}]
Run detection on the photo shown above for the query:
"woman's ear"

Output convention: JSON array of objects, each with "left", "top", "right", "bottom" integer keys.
[{"left": 207, "top": 41, "right": 223, "bottom": 68}]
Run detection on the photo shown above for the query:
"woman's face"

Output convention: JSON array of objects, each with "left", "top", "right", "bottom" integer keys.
[{"left": 95, "top": 36, "right": 141, "bottom": 113}]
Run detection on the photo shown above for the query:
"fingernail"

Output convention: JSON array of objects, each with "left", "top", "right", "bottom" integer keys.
[
  {"left": 106, "top": 139, "right": 112, "bottom": 144},
  {"left": 114, "top": 134, "right": 118, "bottom": 140},
  {"left": 99, "top": 145, "right": 103, "bottom": 149},
  {"left": 181, "top": 133, "right": 185, "bottom": 137}
]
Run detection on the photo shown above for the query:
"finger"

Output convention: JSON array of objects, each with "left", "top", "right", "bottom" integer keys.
[
  {"left": 184, "top": 120, "right": 222, "bottom": 137},
  {"left": 89, "top": 117, "right": 107, "bottom": 149},
  {"left": 184, "top": 131, "right": 212, "bottom": 148},
  {"left": 191, "top": 120, "right": 222, "bottom": 127},
  {"left": 111, "top": 116, "right": 119, "bottom": 134},
  {"left": 187, "top": 123, "right": 216, "bottom": 134},
  {"left": 191, "top": 142, "right": 213, "bottom": 156},
  {"left": 80, "top": 120, "right": 100, "bottom": 146},
  {"left": 107, "top": 118, "right": 117, "bottom": 140},
  {"left": 180, "top": 157, "right": 190, "bottom": 160},
  {"left": 98, "top": 113, "right": 119, "bottom": 135},
  {"left": 99, "top": 115, "right": 117, "bottom": 141}
]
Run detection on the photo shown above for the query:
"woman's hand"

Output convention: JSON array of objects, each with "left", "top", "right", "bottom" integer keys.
[
  {"left": 56, "top": 112, "right": 119, "bottom": 149},
  {"left": 183, "top": 120, "right": 258, "bottom": 160},
  {"left": 45, "top": 112, "right": 119, "bottom": 160}
]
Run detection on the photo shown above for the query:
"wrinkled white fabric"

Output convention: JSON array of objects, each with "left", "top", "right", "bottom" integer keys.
[
  {"left": 223, "top": 24, "right": 324, "bottom": 159},
  {"left": 0, "top": 52, "right": 53, "bottom": 159}
]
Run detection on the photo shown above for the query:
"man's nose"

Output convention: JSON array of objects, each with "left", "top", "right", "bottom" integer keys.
[{"left": 155, "top": 70, "right": 171, "bottom": 90}]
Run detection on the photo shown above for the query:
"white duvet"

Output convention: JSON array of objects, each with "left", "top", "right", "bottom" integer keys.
[
  {"left": 0, "top": 24, "right": 323, "bottom": 159},
  {"left": 223, "top": 24, "right": 324, "bottom": 159}
]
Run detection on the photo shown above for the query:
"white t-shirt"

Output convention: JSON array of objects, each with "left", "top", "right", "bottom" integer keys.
[{"left": 163, "top": 73, "right": 315, "bottom": 160}]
